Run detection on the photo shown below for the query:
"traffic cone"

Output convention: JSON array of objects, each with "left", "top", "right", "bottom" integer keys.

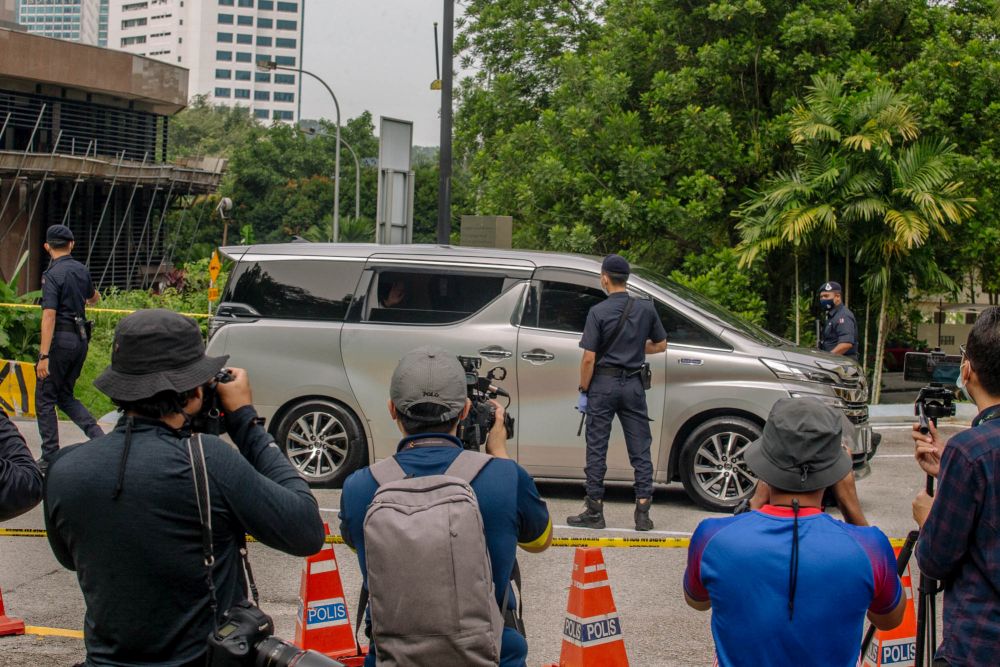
[
  {"left": 860, "top": 546, "right": 918, "bottom": 667},
  {"left": 0, "top": 585, "right": 25, "bottom": 636},
  {"left": 294, "top": 525, "right": 366, "bottom": 665},
  {"left": 550, "top": 547, "right": 629, "bottom": 666}
]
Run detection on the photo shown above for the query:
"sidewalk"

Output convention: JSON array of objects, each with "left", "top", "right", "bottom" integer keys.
[{"left": 869, "top": 402, "right": 976, "bottom": 425}]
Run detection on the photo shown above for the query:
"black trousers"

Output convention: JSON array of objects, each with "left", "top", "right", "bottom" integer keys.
[
  {"left": 584, "top": 374, "right": 654, "bottom": 500},
  {"left": 36, "top": 331, "right": 102, "bottom": 458}
]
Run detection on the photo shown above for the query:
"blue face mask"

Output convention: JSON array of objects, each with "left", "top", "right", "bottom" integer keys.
[{"left": 820, "top": 298, "right": 835, "bottom": 311}]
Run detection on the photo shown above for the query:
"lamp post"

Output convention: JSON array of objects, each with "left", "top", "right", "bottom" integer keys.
[
  {"left": 258, "top": 59, "right": 342, "bottom": 242},
  {"left": 437, "top": 0, "right": 454, "bottom": 244},
  {"left": 300, "top": 125, "right": 361, "bottom": 222}
]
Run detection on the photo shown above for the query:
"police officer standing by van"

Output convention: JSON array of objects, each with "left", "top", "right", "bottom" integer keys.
[
  {"left": 568, "top": 255, "right": 667, "bottom": 531},
  {"left": 35, "top": 224, "right": 103, "bottom": 472},
  {"left": 818, "top": 281, "right": 859, "bottom": 359}
]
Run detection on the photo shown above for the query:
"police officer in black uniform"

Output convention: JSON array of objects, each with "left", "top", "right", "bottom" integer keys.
[
  {"left": 35, "top": 224, "right": 103, "bottom": 472},
  {"left": 818, "top": 281, "right": 859, "bottom": 359},
  {"left": 568, "top": 255, "right": 667, "bottom": 531}
]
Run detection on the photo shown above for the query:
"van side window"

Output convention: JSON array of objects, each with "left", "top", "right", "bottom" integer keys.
[
  {"left": 654, "top": 300, "right": 729, "bottom": 349},
  {"left": 521, "top": 281, "right": 606, "bottom": 333},
  {"left": 225, "top": 260, "right": 362, "bottom": 320},
  {"left": 366, "top": 270, "right": 506, "bottom": 324}
]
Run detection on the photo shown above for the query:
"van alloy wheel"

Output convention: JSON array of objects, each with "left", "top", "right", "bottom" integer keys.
[
  {"left": 680, "top": 416, "right": 762, "bottom": 511},
  {"left": 275, "top": 399, "right": 367, "bottom": 486}
]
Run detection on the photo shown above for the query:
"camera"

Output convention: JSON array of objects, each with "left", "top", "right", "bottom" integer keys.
[
  {"left": 903, "top": 349, "right": 959, "bottom": 433},
  {"left": 191, "top": 369, "right": 235, "bottom": 435},
  {"left": 207, "top": 601, "right": 346, "bottom": 667},
  {"left": 456, "top": 356, "right": 515, "bottom": 451}
]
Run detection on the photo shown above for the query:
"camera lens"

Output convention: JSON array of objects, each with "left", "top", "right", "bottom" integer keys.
[{"left": 254, "top": 637, "right": 346, "bottom": 667}]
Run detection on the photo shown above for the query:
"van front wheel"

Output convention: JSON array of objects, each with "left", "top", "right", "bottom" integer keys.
[
  {"left": 274, "top": 400, "right": 367, "bottom": 487},
  {"left": 680, "top": 417, "right": 761, "bottom": 511}
]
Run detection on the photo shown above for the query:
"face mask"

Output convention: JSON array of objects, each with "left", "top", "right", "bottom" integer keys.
[
  {"left": 957, "top": 363, "right": 973, "bottom": 402},
  {"left": 820, "top": 299, "right": 835, "bottom": 311}
]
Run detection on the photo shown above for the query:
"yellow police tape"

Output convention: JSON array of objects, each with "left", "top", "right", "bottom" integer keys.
[
  {"left": 0, "top": 527, "right": 908, "bottom": 549},
  {"left": 0, "top": 360, "right": 36, "bottom": 418},
  {"left": 0, "top": 303, "right": 210, "bottom": 318}
]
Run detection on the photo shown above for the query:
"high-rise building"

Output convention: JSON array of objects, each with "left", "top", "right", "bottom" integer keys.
[
  {"left": 109, "top": 0, "right": 304, "bottom": 123},
  {"left": 97, "top": 0, "right": 108, "bottom": 45},
  {"left": 15, "top": 0, "right": 101, "bottom": 44}
]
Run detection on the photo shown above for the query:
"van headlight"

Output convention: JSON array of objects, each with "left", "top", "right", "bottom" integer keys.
[
  {"left": 760, "top": 358, "right": 840, "bottom": 386},
  {"left": 788, "top": 391, "right": 847, "bottom": 409}
]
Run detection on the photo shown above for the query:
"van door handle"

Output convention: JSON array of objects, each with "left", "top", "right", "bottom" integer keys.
[
  {"left": 479, "top": 346, "right": 512, "bottom": 361},
  {"left": 521, "top": 349, "right": 555, "bottom": 364}
]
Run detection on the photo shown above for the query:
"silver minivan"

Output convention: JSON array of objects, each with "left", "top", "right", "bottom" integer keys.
[{"left": 207, "top": 243, "right": 874, "bottom": 511}]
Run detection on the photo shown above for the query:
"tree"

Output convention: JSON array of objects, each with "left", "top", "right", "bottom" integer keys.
[
  {"left": 167, "top": 95, "right": 259, "bottom": 161},
  {"left": 737, "top": 75, "right": 974, "bottom": 402}
]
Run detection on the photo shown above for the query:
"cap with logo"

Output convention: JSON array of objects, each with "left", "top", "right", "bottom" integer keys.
[
  {"left": 818, "top": 281, "right": 842, "bottom": 294},
  {"left": 46, "top": 224, "right": 74, "bottom": 244},
  {"left": 390, "top": 346, "right": 467, "bottom": 423},
  {"left": 601, "top": 254, "right": 630, "bottom": 276}
]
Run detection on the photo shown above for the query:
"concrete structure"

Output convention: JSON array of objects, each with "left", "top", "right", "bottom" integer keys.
[
  {"left": 15, "top": 0, "right": 101, "bottom": 44},
  {"left": 0, "top": 26, "right": 224, "bottom": 292},
  {"left": 915, "top": 291, "right": 997, "bottom": 354},
  {"left": 108, "top": 0, "right": 304, "bottom": 122}
]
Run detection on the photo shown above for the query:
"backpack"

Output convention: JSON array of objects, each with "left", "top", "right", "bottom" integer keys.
[{"left": 363, "top": 449, "right": 504, "bottom": 667}]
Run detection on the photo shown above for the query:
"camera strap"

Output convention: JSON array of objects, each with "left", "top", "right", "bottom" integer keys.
[
  {"left": 596, "top": 296, "right": 634, "bottom": 364},
  {"left": 187, "top": 434, "right": 261, "bottom": 622}
]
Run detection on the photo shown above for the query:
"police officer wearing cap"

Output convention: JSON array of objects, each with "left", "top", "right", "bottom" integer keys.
[
  {"left": 568, "top": 254, "right": 667, "bottom": 531},
  {"left": 818, "top": 281, "right": 859, "bottom": 359},
  {"left": 35, "top": 224, "right": 103, "bottom": 471}
]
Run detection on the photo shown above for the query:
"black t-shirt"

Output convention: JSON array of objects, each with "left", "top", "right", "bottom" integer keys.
[
  {"left": 579, "top": 292, "right": 667, "bottom": 368},
  {"left": 40, "top": 255, "right": 95, "bottom": 325}
]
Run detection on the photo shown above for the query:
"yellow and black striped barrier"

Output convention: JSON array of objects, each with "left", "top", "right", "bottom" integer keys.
[{"left": 0, "top": 360, "right": 36, "bottom": 418}]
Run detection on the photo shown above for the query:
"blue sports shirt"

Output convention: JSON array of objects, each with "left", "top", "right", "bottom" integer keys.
[
  {"left": 339, "top": 435, "right": 551, "bottom": 667},
  {"left": 684, "top": 506, "right": 902, "bottom": 667}
]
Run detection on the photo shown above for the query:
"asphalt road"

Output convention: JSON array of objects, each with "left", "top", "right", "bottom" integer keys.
[{"left": 1, "top": 418, "right": 956, "bottom": 666}]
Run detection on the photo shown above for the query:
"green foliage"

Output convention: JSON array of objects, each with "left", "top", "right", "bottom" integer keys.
[
  {"left": 0, "top": 252, "right": 41, "bottom": 361},
  {"left": 167, "top": 95, "right": 260, "bottom": 161},
  {"left": 668, "top": 248, "right": 768, "bottom": 326}
]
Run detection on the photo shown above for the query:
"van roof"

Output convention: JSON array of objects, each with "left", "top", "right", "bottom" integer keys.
[{"left": 221, "top": 243, "right": 608, "bottom": 274}]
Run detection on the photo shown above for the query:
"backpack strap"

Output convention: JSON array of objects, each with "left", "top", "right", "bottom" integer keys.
[
  {"left": 369, "top": 455, "right": 408, "bottom": 486},
  {"left": 444, "top": 449, "right": 493, "bottom": 484}
]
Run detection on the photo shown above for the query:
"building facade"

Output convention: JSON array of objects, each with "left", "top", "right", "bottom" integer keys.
[
  {"left": 15, "top": 0, "right": 101, "bottom": 44},
  {"left": 108, "top": 0, "right": 303, "bottom": 122}
]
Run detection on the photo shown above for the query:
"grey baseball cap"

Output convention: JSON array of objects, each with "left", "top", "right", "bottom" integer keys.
[{"left": 390, "top": 346, "right": 468, "bottom": 423}]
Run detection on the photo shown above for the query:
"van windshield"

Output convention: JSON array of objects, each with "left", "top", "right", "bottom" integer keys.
[{"left": 632, "top": 267, "right": 785, "bottom": 346}]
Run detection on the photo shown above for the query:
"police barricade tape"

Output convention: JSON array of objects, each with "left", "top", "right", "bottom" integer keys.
[
  {"left": 0, "top": 360, "right": 36, "bottom": 418},
  {"left": 0, "top": 528, "right": 909, "bottom": 549},
  {"left": 0, "top": 303, "right": 210, "bottom": 318}
]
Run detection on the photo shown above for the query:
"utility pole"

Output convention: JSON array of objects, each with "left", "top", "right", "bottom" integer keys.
[{"left": 436, "top": 0, "right": 454, "bottom": 245}]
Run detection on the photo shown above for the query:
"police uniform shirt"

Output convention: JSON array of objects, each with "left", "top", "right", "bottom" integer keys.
[
  {"left": 821, "top": 303, "right": 858, "bottom": 357},
  {"left": 580, "top": 292, "right": 667, "bottom": 368},
  {"left": 40, "top": 256, "right": 94, "bottom": 325}
]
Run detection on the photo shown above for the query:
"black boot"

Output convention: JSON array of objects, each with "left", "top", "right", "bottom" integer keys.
[
  {"left": 567, "top": 497, "right": 605, "bottom": 529},
  {"left": 635, "top": 499, "right": 653, "bottom": 531}
]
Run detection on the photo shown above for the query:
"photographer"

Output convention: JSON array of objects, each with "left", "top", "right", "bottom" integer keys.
[
  {"left": 911, "top": 306, "right": 1000, "bottom": 666},
  {"left": 44, "top": 309, "right": 325, "bottom": 667},
  {"left": 684, "top": 399, "right": 904, "bottom": 666},
  {"left": 338, "top": 346, "right": 551, "bottom": 667},
  {"left": 0, "top": 410, "right": 43, "bottom": 522}
]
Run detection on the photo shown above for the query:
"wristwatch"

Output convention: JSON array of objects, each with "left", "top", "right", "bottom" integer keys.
[{"left": 38, "top": 353, "right": 49, "bottom": 361}]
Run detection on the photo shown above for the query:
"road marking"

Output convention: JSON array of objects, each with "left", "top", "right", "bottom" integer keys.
[
  {"left": 554, "top": 524, "right": 692, "bottom": 537},
  {"left": 24, "top": 626, "right": 84, "bottom": 639},
  {"left": 874, "top": 454, "right": 917, "bottom": 459}
]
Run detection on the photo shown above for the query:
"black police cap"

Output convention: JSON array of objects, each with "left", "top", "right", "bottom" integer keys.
[
  {"left": 819, "top": 281, "right": 842, "bottom": 293},
  {"left": 601, "top": 254, "right": 630, "bottom": 276},
  {"left": 46, "top": 224, "right": 74, "bottom": 244}
]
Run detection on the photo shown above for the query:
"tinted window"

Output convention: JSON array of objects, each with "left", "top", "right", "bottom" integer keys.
[
  {"left": 521, "top": 281, "right": 605, "bottom": 333},
  {"left": 365, "top": 270, "right": 505, "bottom": 325},
  {"left": 224, "top": 260, "right": 362, "bottom": 321},
  {"left": 654, "top": 300, "right": 730, "bottom": 349}
]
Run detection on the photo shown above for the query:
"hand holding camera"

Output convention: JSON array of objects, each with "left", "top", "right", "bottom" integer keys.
[
  {"left": 215, "top": 367, "right": 253, "bottom": 413},
  {"left": 911, "top": 421, "right": 943, "bottom": 478}
]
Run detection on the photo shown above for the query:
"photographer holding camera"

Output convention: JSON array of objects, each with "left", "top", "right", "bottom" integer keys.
[
  {"left": 911, "top": 306, "right": 1000, "bottom": 666},
  {"left": 338, "top": 346, "right": 551, "bottom": 667},
  {"left": 43, "top": 309, "right": 325, "bottom": 667},
  {"left": 0, "top": 410, "right": 43, "bottom": 522}
]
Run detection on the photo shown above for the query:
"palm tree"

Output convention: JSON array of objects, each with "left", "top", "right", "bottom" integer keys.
[{"left": 737, "top": 75, "right": 974, "bottom": 403}]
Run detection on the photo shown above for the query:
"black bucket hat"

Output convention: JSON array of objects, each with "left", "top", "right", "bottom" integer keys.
[
  {"left": 94, "top": 309, "right": 229, "bottom": 402},
  {"left": 744, "top": 397, "right": 853, "bottom": 492}
]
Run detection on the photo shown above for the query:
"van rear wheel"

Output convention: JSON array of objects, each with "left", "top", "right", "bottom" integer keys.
[
  {"left": 274, "top": 400, "right": 366, "bottom": 487},
  {"left": 680, "top": 417, "right": 761, "bottom": 511}
]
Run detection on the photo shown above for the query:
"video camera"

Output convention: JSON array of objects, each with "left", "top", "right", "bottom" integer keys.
[
  {"left": 191, "top": 369, "right": 235, "bottom": 436},
  {"left": 456, "top": 356, "right": 515, "bottom": 451},
  {"left": 903, "top": 349, "right": 960, "bottom": 434},
  {"left": 207, "top": 601, "right": 346, "bottom": 667}
]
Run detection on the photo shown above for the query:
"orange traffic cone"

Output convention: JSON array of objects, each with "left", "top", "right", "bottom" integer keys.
[
  {"left": 294, "top": 526, "right": 366, "bottom": 665},
  {"left": 550, "top": 547, "right": 629, "bottom": 666},
  {"left": 860, "top": 546, "right": 917, "bottom": 667},
  {"left": 0, "top": 585, "right": 25, "bottom": 637}
]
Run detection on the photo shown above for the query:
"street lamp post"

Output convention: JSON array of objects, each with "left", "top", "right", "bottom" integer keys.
[
  {"left": 300, "top": 125, "right": 361, "bottom": 223},
  {"left": 258, "top": 60, "right": 342, "bottom": 242},
  {"left": 437, "top": 0, "right": 455, "bottom": 244}
]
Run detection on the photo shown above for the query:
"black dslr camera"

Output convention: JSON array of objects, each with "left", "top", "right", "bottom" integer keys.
[
  {"left": 191, "top": 369, "right": 235, "bottom": 435},
  {"left": 903, "top": 349, "right": 961, "bottom": 433},
  {"left": 456, "top": 356, "right": 515, "bottom": 451},
  {"left": 207, "top": 601, "right": 346, "bottom": 667}
]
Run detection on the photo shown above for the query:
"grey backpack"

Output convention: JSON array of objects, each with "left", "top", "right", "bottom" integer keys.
[{"left": 363, "top": 449, "right": 504, "bottom": 667}]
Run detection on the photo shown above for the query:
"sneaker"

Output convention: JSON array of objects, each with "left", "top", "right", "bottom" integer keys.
[
  {"left": 635, "top": 499, "right": 653, "bottom": 531},
  {"left": 567, "top": 496, "right": 605, "bottom": 530}
]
